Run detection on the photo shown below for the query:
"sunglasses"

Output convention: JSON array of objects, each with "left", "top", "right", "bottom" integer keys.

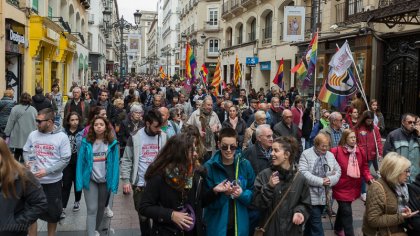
[
  {"left": 35, "top": 119, "right": 49, "bottom": 124},
  {"left": 220, "top": 144, "right": 237, "bottom": 151},
  {"left": 406, "top": 121, "right": 416, "bottom": 125}
]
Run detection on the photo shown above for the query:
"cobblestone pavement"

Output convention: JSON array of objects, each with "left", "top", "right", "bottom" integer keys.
[{"left": 36, "top": 182, "right": 366, "bottom": 236}]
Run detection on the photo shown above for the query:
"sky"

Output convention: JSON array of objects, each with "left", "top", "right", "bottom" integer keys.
[{"left": 117, "top": 0, "right": 158, "bottom": 24}]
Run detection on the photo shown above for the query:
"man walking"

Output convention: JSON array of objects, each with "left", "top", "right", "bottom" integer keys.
[
  {"left": 64, "top": 87, "right": 90, "bottom": 125},
  {"left": 24, "top": 108, "right": 71, "bottom": 236}
]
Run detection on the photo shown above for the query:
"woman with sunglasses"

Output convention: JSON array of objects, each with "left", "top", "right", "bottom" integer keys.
[
  {"left": 139, "top": 133, "right": 213, "bottom": 235},
  {"left": 253, "top": 136, "right": 310, "bottom": 236},
  {"left": 76, "top": 116, "right": 119, "bottom": 236},
  {"left": 363, "top": 152, "right": 418, "bottom": 236},
  {"left": 330, "top": 129, "right": 373, "bottom": 236}
]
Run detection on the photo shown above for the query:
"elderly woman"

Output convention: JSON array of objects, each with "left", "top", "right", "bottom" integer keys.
[
  {"left": 169, "top": 107, "right": 184, "bottom": 130},
  {"left": 4, "top": 92, "right": 37, "bottom": 162},
  {"left": 243, "top": 110, "right": 266, "bottom": 150},
  {"left": 298, "top": 132, "right": 341, "bottom": 236},
  {"left": 222, "top": 105, "right": 247, "bottom": 149},
  {"left": 363, "top": 152, "right": 418, "bottom": 236}
]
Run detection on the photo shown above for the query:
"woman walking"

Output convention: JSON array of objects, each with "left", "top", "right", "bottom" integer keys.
[
  {"left": 222, "top": 105, "right": 247, "bottom": 149},
  {"left": 76, "top": 116, "right": 119, "bottom": 236},
  {"left": 253, "top": 136, "right": 311, "bottom": 236},
  {"left": 330, "top": 129, "right": 373, "bottom": 236}
]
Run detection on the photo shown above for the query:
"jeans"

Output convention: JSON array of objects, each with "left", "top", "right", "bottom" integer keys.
[
  {"left": 304, "top": 205, "right": 325, "bottom": 236},
  {"left": 84, "top": 181, "right": 108, "bottom": 236},
  {"left": 62, "top": 162, "right": 82, "bottom": 208},
  {"left": 133, "top": 186, "right": 151, "bottom": 236},
  {"left": 334, "top": 201, "right": 354, "bottom": 236}
]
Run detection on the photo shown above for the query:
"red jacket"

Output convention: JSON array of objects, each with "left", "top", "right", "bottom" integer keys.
[
  {"left": 331, "top": 146, "right": 373, "bottom": 201},
  {"left": 355, "top": 124, "right": 383, "bottom": 161}
]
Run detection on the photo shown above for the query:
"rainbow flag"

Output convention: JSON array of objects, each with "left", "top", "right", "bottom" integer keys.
[
  {"left": 185, "top": 42, "right": 197, "bottom": 83},
  {"left": 272, "top": 58, "right": 284, "bottom": 89},
  {"left": 159, "top": 66, "right": 167, "bottom": 79},
  {"left": 211, "top": 58, "right": 221, "bottom": 96},
  {"left": 302, "top": 32, "right": 318, "bottom": 89},
  {"left": 234, "top": 55, "right": 241, "bottom": 86},
  {"left": 318, "top": 68, "right": 357, "bottom": 111},
  {"left": 291, "top": 60, "right": 307, "bottom": 80}
]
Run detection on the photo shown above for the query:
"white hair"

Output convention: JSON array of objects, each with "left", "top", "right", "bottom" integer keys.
[{"left": 255, "top": 124, "right": 271, "bottom": 137}]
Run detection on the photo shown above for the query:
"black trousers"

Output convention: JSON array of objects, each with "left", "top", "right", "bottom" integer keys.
[
  {"left": 13, "top": 148, "right": 23, "bottom": 162},
  {"left": 61, "top": 162, "right": 82, "bottom": 208},
  {"left": 133, "top": 186, "right": 151, "bottom": 236},
  {"left": 334, "top": 201, "right": 355, "bottom": 236}
]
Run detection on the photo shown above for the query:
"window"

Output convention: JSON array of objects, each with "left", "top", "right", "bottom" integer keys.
[
  {"left": 209, "top": 39, "right": 219, "bottom": 53},
  {"left": 209, "top": 8, "right": 218, "bottom": 26},
  {"left": 250, "top": 18, "right": 256, "bottom": 41},
  {"left": 32, "top": 0, "right": 39, "bottom": 13},
  {"left": 129, "top": 55, "right": 134, "bottom": 60},
  {"left": 264, "top": 12, "right": 273, "bottom": 39},
  {"left": 348, "top": 0, "right": 363, "bottom": 15}
]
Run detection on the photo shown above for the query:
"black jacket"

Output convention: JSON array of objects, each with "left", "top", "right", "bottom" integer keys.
[
  {"left": 31, "top": 94, "right": 52, "bottom": 112},
  {"left": 407, "top": 174, "right": 420, "bottom": 235},
  {"left": 139, "top": 170, "right": 217, "bottom": 236},
  {"left": 0, "top": 171, "right": 48, "bottom": 236},
  {"left": 117, "top": 117, "right": 144, "bottom": 147},
  {"left": 267, "top": 108, "right": 282, "bottom": 128},
  {"left": 222, "top": 118, "right": 247, "bottom": 148},
  {"left": 243, "top": 143, "right": 271, "bottom": 175},
  {"left": 273, "top": 121, "right": 303, "bottom": 162}
]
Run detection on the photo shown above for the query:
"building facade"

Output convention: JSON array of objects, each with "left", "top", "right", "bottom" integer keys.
[
  {"left": 88, "top": 0, "right": 108, "bottom": 79},
  {"left": 138, "top": 11, "right": 157, "bottom": 74},
  {"left": 146, "top": 16, "right": 159, "bottom": 75},
  {"left": 160, "top": 0, "right": 180, "bottom": 77}
]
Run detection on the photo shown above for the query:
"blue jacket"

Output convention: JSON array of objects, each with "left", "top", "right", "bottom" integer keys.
[
  {"left": 203, "top": 150, "right": 255, "bottom": 236},
  {"left": 76, "top": 138, "right": 119, "bottom": 193}
]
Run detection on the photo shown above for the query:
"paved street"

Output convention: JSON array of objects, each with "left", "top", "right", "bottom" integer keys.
[{"left": 35, "top": 183, "right": 366, "bottom": 236}]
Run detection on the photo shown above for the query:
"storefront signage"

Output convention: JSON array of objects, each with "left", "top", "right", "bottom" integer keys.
[
  {"left": 205, "top": 62, "right": 217, "bottom": 68},
  {"left": 283, "top": 6, "right": 305, "bottom": 42},
  {"left": 260, "top": 61, "right": 271, "bottom": 71},
  {"left": 8, "top": 30, "right": 25, "bottom": 44},
  {"left": 246, "top": 57, "right": 259, "bottom": 67}
]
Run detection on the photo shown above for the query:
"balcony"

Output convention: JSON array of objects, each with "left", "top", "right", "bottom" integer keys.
[
  {"left": 262, "top": 27, "right": 272, "bottom": 45},
  {"left": 207, "top": 51, "right": 219, "bottom": 58},
  {"left": 231, "top": 0, "right": 240, "bottom": 11},
  {"left": 7, "top": 0, "right": 20, "bottom": 8},
  {"left": 236, "top": 36, "right": 243, "bottom": 45},
  {"left": 248, "top": 32, "right": 256, "bottom": 42},
  {"left": 222, "top": 1, "right": 230, "bottom": 16},
  {"left": 204, "top": 21, "right": 221, "bottom": 32},
  {"left": 106, "top": 40, "right": 112, "bottom": 48}
]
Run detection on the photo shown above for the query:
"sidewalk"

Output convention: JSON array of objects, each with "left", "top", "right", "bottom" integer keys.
[{"left": 36, "top": 182, "right": 365, "bottom": 236}]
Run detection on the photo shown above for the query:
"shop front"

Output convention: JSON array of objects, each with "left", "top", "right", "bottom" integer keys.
[{"left": 5, "top": 19, "right": 26, "bottom": 101}]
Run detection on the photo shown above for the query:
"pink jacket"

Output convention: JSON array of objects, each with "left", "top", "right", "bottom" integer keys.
[{"left": 331, "top": 146, "right": 373, "bottom": 201}]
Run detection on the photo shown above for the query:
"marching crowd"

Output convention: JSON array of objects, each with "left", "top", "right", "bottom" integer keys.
[{"left": 0, "top": 74, "right": 420, "bottom": 236}]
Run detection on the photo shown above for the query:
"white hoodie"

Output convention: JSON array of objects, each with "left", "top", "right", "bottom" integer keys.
[{"left": 23, "top": 126, "right": 71, "bottom": 184}]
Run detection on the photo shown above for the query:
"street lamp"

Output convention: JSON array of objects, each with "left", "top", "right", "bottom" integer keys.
[
  {"left": 103, "top": 8, "right": 141, "bottom": 81},
  {"left": 180, "top": 32, "right": 187, "bottom": 77}
]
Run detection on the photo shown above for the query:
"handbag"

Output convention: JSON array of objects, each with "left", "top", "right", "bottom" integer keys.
[
  {"left": 374, "top": 181, "right": 408, "bottom": 236},
  {"left": 178, "top": 203, "right": 196, "bottom": 232},
  {"left": 254, "top": 172, "right": 300, "bottom": 236}
]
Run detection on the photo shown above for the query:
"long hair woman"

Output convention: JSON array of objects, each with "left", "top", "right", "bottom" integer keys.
[
  {"left": 0, "top": 137, "right": 47, "bottom": 236},
  {"left": 76, "top": 116, "right": 119, "bottom": 236},
  {"left": 139, "top": 133, "right": 214, "bottom": 236},
  {"left": 369, "top": 99, "right": 385, "bottom": 134},
  {"left": 363, "top": 152, "right": 418, "bottom": 236},
  {"left": 330, "top": 129, "right": 373, "bottom": 236},
  {"left": 253, "top": 136, "right": 311, "bottom": 236}
]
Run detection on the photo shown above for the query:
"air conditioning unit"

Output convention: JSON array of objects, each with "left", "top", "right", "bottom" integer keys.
[{"left": 364, "top": 5, "right": 375, "bottom": 11}]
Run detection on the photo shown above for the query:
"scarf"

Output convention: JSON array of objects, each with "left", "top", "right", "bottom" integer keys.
[
  {"left": 395, "top": 183, "right": 409, "bottom": 213},
  {"left": 164, "top": 164, "right": 194, "bottom": 190},
  {"left": 312, "top": 148, "right": 328, "bottom": 199},
  {"left": 199, "top": 109, "right": 213, "bottom": 148},
  {"left": 345, "top": 145, "right": 360, "bottom": 178},
  {"left": 229, "top": 117, "right": 238, "bottom": 129},
  {"left": 271, "top": 104, "right": 281, "bottom": 113}
]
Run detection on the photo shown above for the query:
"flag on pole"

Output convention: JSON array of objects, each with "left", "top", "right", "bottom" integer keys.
[
  {"left": 200, "top": 64, "right": 209, "bottom": 84},
  {"left": 159, "top": 66, "right": 167, "bottom": 79},
  {"left": 291, "top": 60, "right": 307, "bottom": 81},
  {"left": 211, "top": 58, "right": 221, "bottom": 96},
  {"left": 185, "top": 43, "right": 197, "bottom": 82},
  {"left": 329, "top": 41, "right": 354, "bottom": 76},
  {"left": 302, "top": 32, "right": 318, "bottom": 89},
  {"left": 272, "top": 58, "right": 284, "bottom": 89},
  {"left": 234, "top": 55, "right": 241, "bottom": 87}
]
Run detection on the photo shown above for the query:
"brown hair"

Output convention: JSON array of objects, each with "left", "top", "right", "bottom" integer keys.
[
  {"left": 338, "top": 129, "right": 355, "bottom": 146},
  {"left": 86, "top": 116, "right": 115, "bottom": 144},
  {"left": 0, "top": 138, "right": 29, "bottom": 198},
  {"left": 273, "top": 136, "right": 299, "bottom": 164}
]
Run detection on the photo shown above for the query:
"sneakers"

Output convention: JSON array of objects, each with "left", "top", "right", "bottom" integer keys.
[
  {"left": 60, "top": 211, "right": 66, "bottom": 220},
  {"left": 361, "top": 193, "right": 367, "bottom": 202},
  {"left": 73, "top": 202, "right": 80, "bottom": 212},
  {"left": 104, "top": 206, "right": 114, "bottom": 218}
]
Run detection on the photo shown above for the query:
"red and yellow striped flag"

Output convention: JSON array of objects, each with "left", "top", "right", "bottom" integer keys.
[
  {"left": 211, "top": 58, "right": 221, "bottom": 96},
  {"left": 159, "top": 66, "right": 167, "bottom": 79},
  {"left": 234, "top": 55, "right": 241, "bottom": 86}
]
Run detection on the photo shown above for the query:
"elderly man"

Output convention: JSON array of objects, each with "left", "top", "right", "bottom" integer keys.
[
  {"left": 158, "top": 107, "right": 179, "bottom": 138},
  {"left": 187, "top": 96, "right": 221, "bottom": 162},
  {"left": 273, "top": 109, "right": 303, "bottom": 162},
  {"left": 243, "top": 124, "right": 273, "bottom": 175},
  {"left": 384, "top": 113, "right": 420, "bottom": 180},
  {"left": 145, "top": 94, "right": 163, "bottom": 113},
  {"left": 217, "top": 100, "right": 233, "bottom": 124},
  {"left": 321, "top": 111, "right": 343, "bottom": 148},
  {"left": 64, "top": 87, "right": 90, "bottom": 125}
]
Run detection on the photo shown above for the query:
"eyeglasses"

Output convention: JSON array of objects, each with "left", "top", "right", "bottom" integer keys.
[
  {"left": 406, "top": 121, "right": 416, "bottom": 125},
  {"left": 220, "top": 144, "right": 237, "bottom": 151},
  {"left": 35, "top": 119, "right": 49, "bottom": 124}
]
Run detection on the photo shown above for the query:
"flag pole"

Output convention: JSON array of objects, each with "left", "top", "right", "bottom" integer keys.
[{"left": 313, "top": 30, "right": 319, "bottom": 97}]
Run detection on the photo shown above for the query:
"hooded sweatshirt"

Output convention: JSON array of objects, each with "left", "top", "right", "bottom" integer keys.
[
  {"left": 31, "top": 94, "right": 52, "bottom": 112},
  {"left": 23, "top": 126, "right": 71, "bottom": 184}
]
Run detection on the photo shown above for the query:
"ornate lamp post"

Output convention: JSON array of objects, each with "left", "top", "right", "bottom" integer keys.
[{"left": 103, "top": 8, "right": 141, "bottom": 80}]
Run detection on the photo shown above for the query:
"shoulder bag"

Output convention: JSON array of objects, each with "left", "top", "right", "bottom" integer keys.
[{"left": 254, "top": 172, "right": 300, "bottom": 236}]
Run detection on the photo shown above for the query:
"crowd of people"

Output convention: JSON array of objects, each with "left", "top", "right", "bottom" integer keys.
[{"left": 0, "top": 74, "right": 420, "bottom": 236}]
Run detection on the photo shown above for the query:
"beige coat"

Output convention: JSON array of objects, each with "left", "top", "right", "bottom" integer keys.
[
  {"left": 362, "top": 179, "right": 406, "bottom": 236},
  {"left": 242, "top": 122, "right": 257, "bottom": 150},
  {"left": 187, "top": 109, "right": 221, "bottom": 152}
]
